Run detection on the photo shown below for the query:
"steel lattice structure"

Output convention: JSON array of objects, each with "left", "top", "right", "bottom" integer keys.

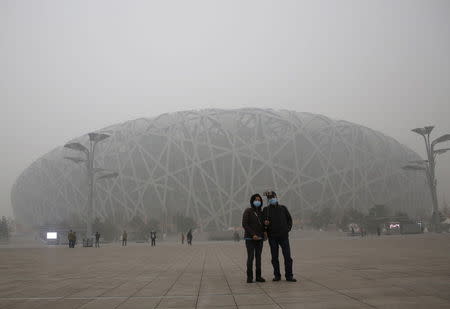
[{"left": 12, "top": 109, "right": 429, "bottom": 230}]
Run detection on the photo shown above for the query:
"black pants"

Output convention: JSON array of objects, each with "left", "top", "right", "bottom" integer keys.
[
  {"left": 268, "top": 236, "right": 293, "bottom": 279},
  {"left": 245, "top": 239, "right": 263, "bottom": 279},
  {"left": 95, "top": 240, "right": 100, "bottom": 248},
  {"left": 122, "top": 239, "right": 127, "bottom": 246},
  {"left": 151, "top": 239, "right": 155, "bottom": 246}
]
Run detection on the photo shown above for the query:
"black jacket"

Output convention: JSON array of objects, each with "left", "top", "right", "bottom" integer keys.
[
  {"left": 242, "top": 207, "right": 265, "bottom": 239},
  {"left": 262, "top": 204, "right": 293, "bottom": 238}
]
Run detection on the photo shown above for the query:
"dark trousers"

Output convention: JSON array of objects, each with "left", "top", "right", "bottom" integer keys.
[
  {"left": 245, "top": 239, "right": 263, "bottom": 279},
  {"left": 95, "top": 240, "right": 100, "bottom": 248},
  {"left": 122, "top": 239, "right": 127, "bottom": 246},
  {"left": 268, "top": 236, "right": 293, "bottom": 279},
  {"left": 151, "top": 239, "right": 155, "bottom": 246}
]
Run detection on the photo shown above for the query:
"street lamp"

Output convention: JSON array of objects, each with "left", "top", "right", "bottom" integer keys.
[
  {"left": 402, "top": 126, "right": 450, "bottom": 232},
  {"left": 64, "top": 132, "right": 118, "bottom": 240}
]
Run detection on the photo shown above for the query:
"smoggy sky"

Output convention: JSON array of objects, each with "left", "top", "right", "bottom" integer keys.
[{"left": 1, "top": 0, "right": 449, "bottom": 217}]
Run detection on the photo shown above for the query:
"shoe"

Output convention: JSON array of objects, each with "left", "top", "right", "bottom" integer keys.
[
  {"left": 272, "top": 277, "right": 281, "bottom": 281},
  {"left": 255, "top": 277, "right": 266, "bottom": 282},
  {"left": 286, "top": 278, "right": 297, "bottom": 282},
  {"left": 247, "top": 278, "right": 253, "bottom": 283}
]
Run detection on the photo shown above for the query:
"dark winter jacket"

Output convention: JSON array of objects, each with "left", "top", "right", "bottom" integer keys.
[
  {"left": 242, "top": 207, "right": 265, "bottom": 239},
  {"left": 242, "top": 193, "right": 265, "bottom": 239},
  {"left": 262, "top": 204, "right": 293, "bottom": 238}
]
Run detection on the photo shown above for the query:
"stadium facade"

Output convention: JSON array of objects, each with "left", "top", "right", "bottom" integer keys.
[{"left": 11, "top": 109, "right": 429, "bottom": 231}]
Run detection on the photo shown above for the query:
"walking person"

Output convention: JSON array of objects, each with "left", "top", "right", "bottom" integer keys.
[
  {"left": 186, "top": 229, "right": 192, "bottom": 245},
  {"left": 68, "top": 230, "right": 74, "bottom": 248},
  {"left": 95, "top": 231, "right": 100, "bottom": 248},
  {"left": 150, "top": 230, "right": 156, "bottom": 247},
  {"left": 242, "top": 193, "right": 266, "bottom": 283},
  {"left": 122, "top": 230, "right": 127, "bottom": 246},
  {"left": 263, "top": 191, "right": 297, "bottom": 282}
]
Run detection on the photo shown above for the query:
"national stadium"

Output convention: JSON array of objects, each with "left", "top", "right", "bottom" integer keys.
[{"left": 11, "top": 109, "right": 429, "bottom": 231}]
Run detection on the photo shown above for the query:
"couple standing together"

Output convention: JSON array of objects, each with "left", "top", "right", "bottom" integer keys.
[{"left": 242, "top": 191, "right": 297, "bottom": 283}]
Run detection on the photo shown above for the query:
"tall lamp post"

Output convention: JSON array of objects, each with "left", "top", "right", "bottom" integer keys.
[
  {"left": 64, "top": 132, "right": 118, "bottom": 240},
  {"left": 402, "top": 126, "right": 450, "bottom": 232}
]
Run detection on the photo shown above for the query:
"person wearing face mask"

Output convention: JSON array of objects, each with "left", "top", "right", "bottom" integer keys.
[
  {"left": 263, "top": 191, "right": 297, "bottom": 282},
  {"left": 242, "top": 193, "right": 266, "bottom": 283}
]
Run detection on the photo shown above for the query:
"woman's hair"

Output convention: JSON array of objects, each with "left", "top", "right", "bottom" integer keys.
[{"left": 249, "top": 193, "right": 263, "bottom": 208}]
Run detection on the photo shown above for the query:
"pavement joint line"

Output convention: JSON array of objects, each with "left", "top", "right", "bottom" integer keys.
[
  {"left": 218, "top": 246, "right": 283, "bottom": 309},
  {"left": 106, "top": 248, "right": 189, "bottom": 309},
  {"left": 297, "top": 274, "right": 378, "bottom": 309},
  {"left": 222, "top": 243, "right": 386, "bottom": 308},
  {"left": 1, "top": 294, "right": 256, "bottom": 301},
  {"left": 214, "top": 247, "right": 238, "bottom": 309},
  {"left": 385, "top": 278, "right": 450, "bottom": 304},
  {"left": 194, "top": 249, "right": 207, "bottom": 309},
  {"left": 0, "top": 293, "right": 270, "bottom": 300},
  {"left": 153, "top": 247, "right": 203, "bottom": 309},
  {"left": 60, "top": 248, "right": 191, "bottom": 308}
]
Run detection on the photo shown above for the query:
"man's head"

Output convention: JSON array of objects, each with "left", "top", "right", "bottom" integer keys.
[{"left": 265, "top": 191, "right": 278, "bottom": 206}]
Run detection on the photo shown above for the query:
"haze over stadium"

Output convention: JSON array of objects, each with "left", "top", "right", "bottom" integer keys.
[
  {"left": 1, "top": 2, "right": 450, "bottom": 309},
  {"left": 1, "top": 0, "right": 450, "bottom": 221}
]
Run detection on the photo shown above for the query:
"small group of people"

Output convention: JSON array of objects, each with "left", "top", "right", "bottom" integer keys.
[
  {"left": 242, "top": 191, "right": 296, "bottom": 283},
  {"left": 67, "top": 230, "right": 77, "bottom": 248},
  {"left": 181, "top": 229, "right": 193, "bottom": 245}
]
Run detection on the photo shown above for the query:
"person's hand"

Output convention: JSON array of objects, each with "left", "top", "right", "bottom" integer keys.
[
  {"left": 264, "top": 220, "right": 270, "bottom": 226},
  {"left": 252, "top": 235, "right": 260, "bottom": 240}
]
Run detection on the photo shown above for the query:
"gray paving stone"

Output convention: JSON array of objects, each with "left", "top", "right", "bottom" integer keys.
[{"left": 0, "top": 234, "right": 449, "bottom": 308}]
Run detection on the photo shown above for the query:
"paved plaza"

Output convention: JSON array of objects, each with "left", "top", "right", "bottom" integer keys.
[{"left": 0, "top": 233, "right": 449, "bottom": 309}]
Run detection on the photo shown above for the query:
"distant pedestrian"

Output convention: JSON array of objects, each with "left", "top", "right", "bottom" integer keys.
[
  {"left": 95, "top": 231, "right": 100, "bottom": 248},
  {"left": 351, "top": 227, "right": 355, "bottom": 236},
  {"left": 181, "top": 232, "right": 185, "bottom": 244},
  {"left": 122, "top": 230, "right": 127, "bottom": 246},
  {"left": 68, "top": 230, "right": 74, "bottom": 248},
  {"left": 186, "top": 229, "right": 193, "bottom": 245},
  {"left": 377, "top": 227, "right": 381, "bottom": 236},
  {"left": 150, "top": 230, "right": 156, "bottom": 247}
]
